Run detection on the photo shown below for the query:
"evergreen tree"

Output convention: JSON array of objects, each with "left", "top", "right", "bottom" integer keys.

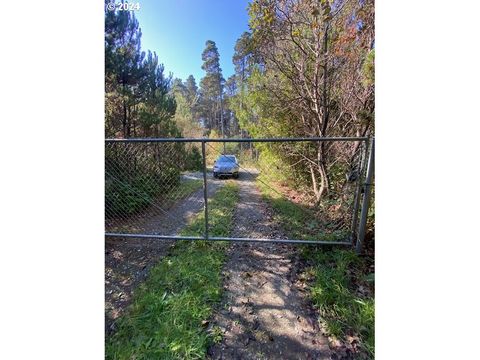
[
  {"left": 105, "top": 8, "right": 145, "bottom": 138},
  {"left": 105, "top": 7, "right": 177, "bottom": 138},
  {"left": 232, "top": 31, "right": 254, "bottom": 90},
  {"left": 184, "top": 75, "right": 199, "bottom": 108},
  {"left": 199, "top": 40, "right": 225, "bottom": 135}
]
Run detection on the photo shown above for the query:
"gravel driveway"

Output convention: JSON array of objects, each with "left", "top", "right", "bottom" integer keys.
[{"left": 207, "top": 173, "right": 332, "bottom": 359}]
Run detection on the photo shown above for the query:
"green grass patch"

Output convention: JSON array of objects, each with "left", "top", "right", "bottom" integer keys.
[
  {"left": 256, "top": 175, "right": 348, "bottom": 241},
  {"left": 164, "top": 179, "right": 203, "bottom": 201},
  {"left": 303, "top": 249, "right": 374, "bottom": 358},
  {"left": 106, "top": 182, "right": 239, "bottom": 360},
  {"left": 257, "top": 179, "right": 374, "bottom": 358}
]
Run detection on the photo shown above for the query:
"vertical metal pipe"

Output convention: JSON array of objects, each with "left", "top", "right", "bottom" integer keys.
[
  {"left": 350, "top": 140, "right": 368, "bottom": 244},
  {"left": 201, "top": 141, "right": 209, "bottom": 240},
  {"left": 356, "top": 138, "right": 375, "bottom": 254}
]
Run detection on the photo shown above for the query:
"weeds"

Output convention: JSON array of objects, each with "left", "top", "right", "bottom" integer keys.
[
  {"left": 258, "top": 179, "right": 374, "bottom": 358},
  {"left": 257, "top": 176, "right": 349, "bottom": 241},
  {"left": 106, "top": 182, "right": 239, "bottom": 360},
  {"left": 303, "top": 248, "right": 375, "bottom": 357}
]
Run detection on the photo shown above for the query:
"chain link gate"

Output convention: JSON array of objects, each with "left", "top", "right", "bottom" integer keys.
[{"left": 105, "top": 137, "right": 374, "bottom": 251}]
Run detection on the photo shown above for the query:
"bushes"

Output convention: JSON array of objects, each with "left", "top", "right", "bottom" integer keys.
[
  {"left": 105, "top": 171, "right": 180, "bottom": 216},
  {"left": 105, "top": 142, "right": 208, "bottom": 217},
  {"left": 184, "top": 146, "right": 202, "bottom": 171},
  {"left": 105, "top": 145, "right": 181, "bottom": 217}
]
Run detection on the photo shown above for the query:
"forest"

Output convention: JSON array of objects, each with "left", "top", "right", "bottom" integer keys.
[
  {"left": 105, "top": 1, "right": 375, "bottom": 358},
  {"left": 105, "top": 0, "right": 374, "bottom": 211}
]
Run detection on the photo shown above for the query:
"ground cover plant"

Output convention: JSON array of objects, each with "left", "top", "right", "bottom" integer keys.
[{"left": 106, "top": 182, "right": 239, "bottom": 360}]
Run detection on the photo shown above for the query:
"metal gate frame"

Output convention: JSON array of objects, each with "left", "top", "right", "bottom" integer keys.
[{"left": 105, "top": 136, "right": 374, "bottom": 252}]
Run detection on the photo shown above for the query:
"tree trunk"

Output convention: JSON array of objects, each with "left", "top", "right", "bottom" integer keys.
[
  {"left": 311, "top": 142, "right": 330, "bottom": 204},
  {"left": 122, "top": 83, "right": 127, "bottom": 138}
]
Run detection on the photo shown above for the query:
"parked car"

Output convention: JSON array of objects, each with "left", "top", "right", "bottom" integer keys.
[{"left": 213, "top": 155, "right": 239, "bottom": 179}]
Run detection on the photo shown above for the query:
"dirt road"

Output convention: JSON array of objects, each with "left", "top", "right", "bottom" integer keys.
[{"left": 208, "top": 173, "right": 331, "bottom": 359}]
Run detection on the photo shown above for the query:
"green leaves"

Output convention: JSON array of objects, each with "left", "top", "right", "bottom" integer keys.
[{"left": 362, "top": 49, "right": 375, "bottom": 87}]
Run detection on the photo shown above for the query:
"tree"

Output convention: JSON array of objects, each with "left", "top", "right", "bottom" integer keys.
[
  {"left": 224, "top": 75, "right": 240, "bottom": 136},
  {"left": 230, "top": 0, "right": 375, "bottom": 202},
  {"left": 199, "top": 40, "right": 225, "bottom": 137},
  {"left": 137, "top": 51, "right": 177, "bottom": 137},
  {"left": 233, "top": 31, "right": 254, "bottom": 92},
  {"left": 172, "top": 76, "right": 203, "bottom": 138},
  {"left": 184, "top": 75, "right": 199, "bottom": 110},
  {"left": 105, "top": 6, "right": 178, "bottom": 138},
  {"left": 105, "top": 7, "right": 145, "bottom": 138}
]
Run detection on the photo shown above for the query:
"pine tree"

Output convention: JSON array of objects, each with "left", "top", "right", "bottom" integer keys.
[
  {"left": 199, "top": 40, "right": 225, "bottom": 135},
  {"left": 105, "top": 7, "right": 177, "bottom": 138}
]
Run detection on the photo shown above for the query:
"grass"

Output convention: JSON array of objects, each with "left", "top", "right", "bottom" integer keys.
[
  {"left": 257, "top": 177, "right": 375, "bottom": 358},
  {"left": 106, "top": 181, "right": 239, "bottom": 360},
  {"left": 303, "top": 249, "right": 375, "bottom": 357},
  {"left": 164, "top": 179, "right": 203, "bottom": 201},
  {"left": 256, "top": 175, "right": 349, "bottom": 241}
]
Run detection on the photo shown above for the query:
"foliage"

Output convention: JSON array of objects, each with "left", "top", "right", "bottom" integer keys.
[
  {"left": 303, "top": 249, "right": 375, "bottom": 358},
  {"left": 105, "top": 173, "right": 173, "bottom": 216},
  {"left": 362, "top": 49, "right": 375, "bottom": 86},
  {"left": 172, "top": 77, "right": 203, "bottom": 138},
  {"left": 257, "top": 175, "right": 350, "bottom": 242},
  {"left": 105, "top": 143, "right": 204, "bottom": 217},
  {"left": 105, "top": 5, "right": 178, "bottom": 138},
  {"left": 198, "top": 40, "right": 224, "bottom": 134},
  {"left": 228, "top": 0, "right": 375, "bottom": 203},
  {"left": 106, "top": 182, "right": 240, "bottom": 360},
  {"left": 184, "top": 146, "right": 203, "bottom": 171},
  {"left": 171, "top": 77, "right": 204, "bottom": 170}
]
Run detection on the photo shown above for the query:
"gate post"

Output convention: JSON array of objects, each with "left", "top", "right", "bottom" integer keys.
[
  {"left": 350, "top": 139, "right": 368, "bottom": 244},
  {"left": 201, "top": 140, "right": 209, "bottom": 240},
  {"left": 356, "top": 137, "right": 375, "bottom": 254}
]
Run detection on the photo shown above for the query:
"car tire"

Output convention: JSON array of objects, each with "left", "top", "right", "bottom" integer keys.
[
  {"left": 233, "top": 172, "right": 239, "bottom": 179},
  {"left": 213, "top": 172, "right": 218, "bottom": 178}
]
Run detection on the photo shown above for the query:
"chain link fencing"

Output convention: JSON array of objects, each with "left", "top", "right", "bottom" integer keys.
[{"left": 105, "top": 137, "right": 373, "bottom": 248}]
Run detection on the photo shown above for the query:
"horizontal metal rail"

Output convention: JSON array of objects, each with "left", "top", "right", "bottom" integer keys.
[
  {"left": 105, "top": 136, "right": 369, "bottom": 247},
  {"left": 105, "top": 233, "right": 203, "bottom": 241},
  {"left": 105, "top": 136, "right": 368, "bottom": 144},
  {"left": 105, "top": 233, "right": 352, "bottom": 245}
]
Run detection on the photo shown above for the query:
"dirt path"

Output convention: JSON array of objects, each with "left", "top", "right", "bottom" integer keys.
[
  {"left": 208, "top": 175, "right": 332, "bottom": 359},
  {"left": 105, "top": 173, "right": 223, "bottom": 335}
]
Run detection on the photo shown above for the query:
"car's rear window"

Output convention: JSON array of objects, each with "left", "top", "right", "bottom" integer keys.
[{"left": 217, "top": 156, "right": 236, "bottom": 163}]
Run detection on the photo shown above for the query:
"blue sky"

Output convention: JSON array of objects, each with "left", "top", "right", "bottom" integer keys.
[{"left": 134, "top": 0, "right": 251, "bottom": 83}]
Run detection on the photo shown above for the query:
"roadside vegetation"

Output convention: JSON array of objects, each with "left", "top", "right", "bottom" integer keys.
[
  {"left": 257, "top": 175, "right": 351, "bottom": 242},
  {"left": 258, "top": 180, "right": 374, "bottom": 358},
  {"left": 106, "top": 182, "right": 239, "bottom": 360},
  {"left": 303, "top": 249, "right": 374, "bottom": 358},
  {"left": 105, "top": 170, "right": 203, "bottom": 218}
]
